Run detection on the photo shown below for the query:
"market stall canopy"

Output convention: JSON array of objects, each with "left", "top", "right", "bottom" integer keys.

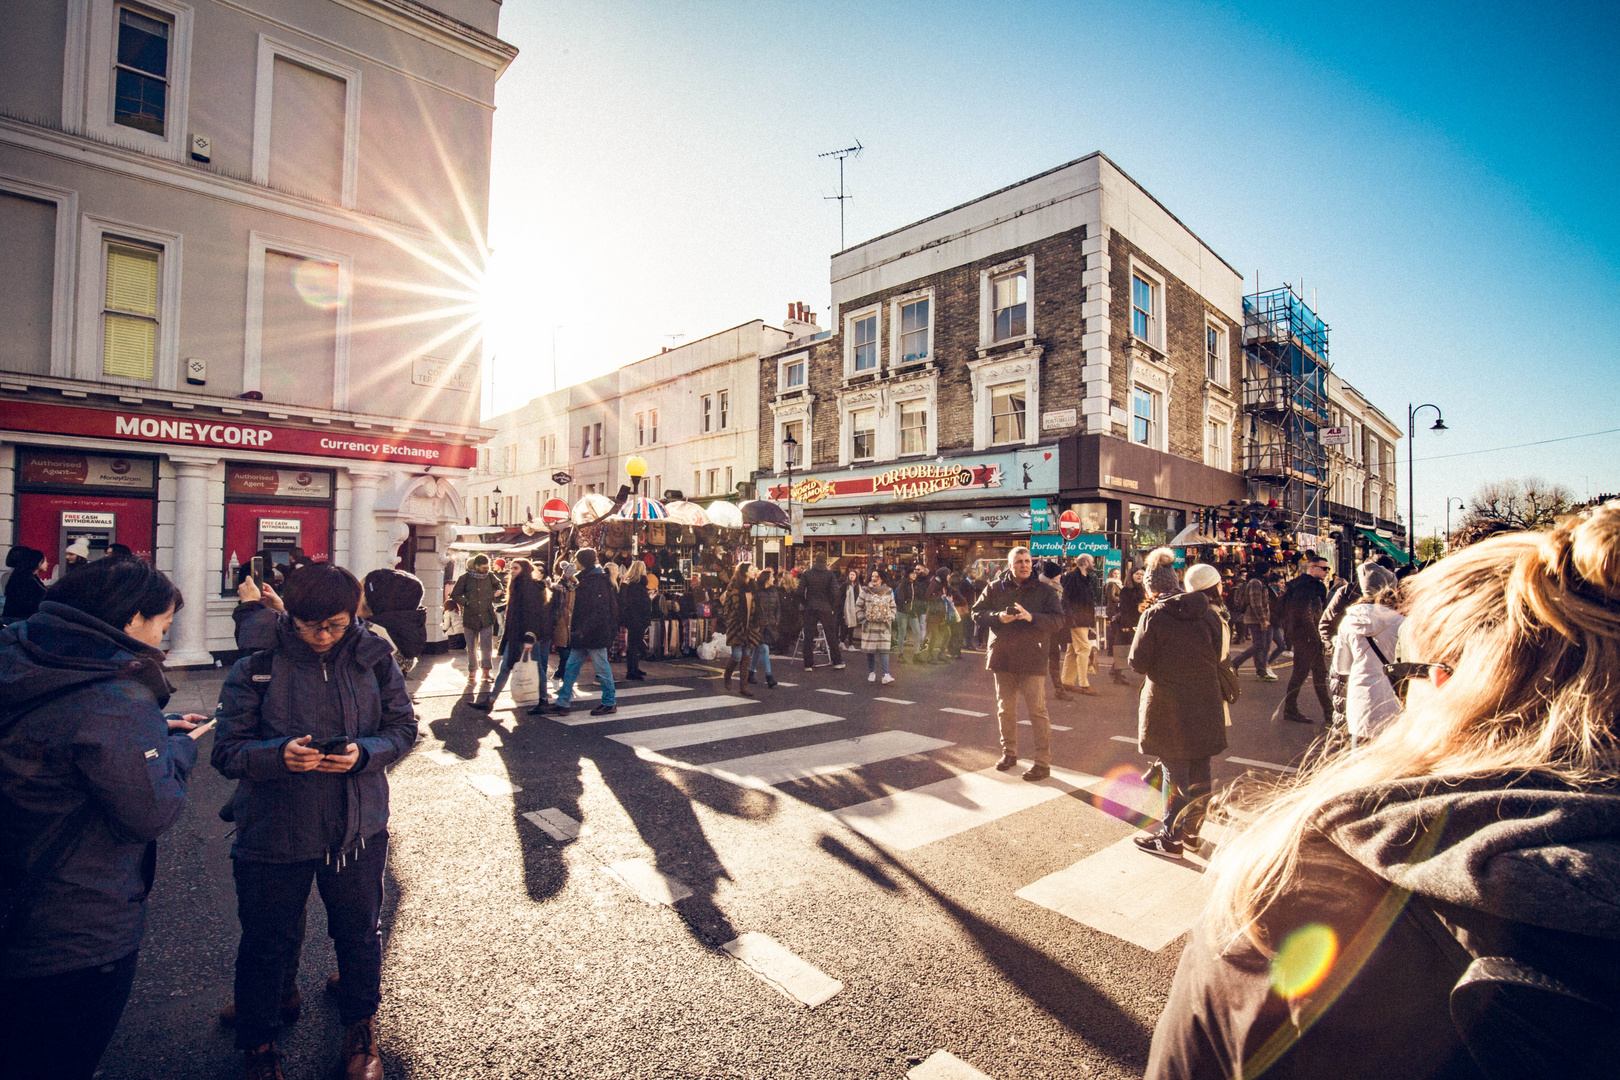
[
  {"left": 705, "top": 500, "right": 744, "bottom": 529},
  {"left": 454, "top": 525, "right": 514, "bottom": 536},
  {"left": 663, "top": 500, "right": 710, "bottom": 527},
  {"left": 619, "top": 495, "right": 667, "bottom": 520},
  {"left": 1168, "top": 524, "right": 1221, "bottom": 547},
  {"left": 740, "top": 499, "right": 791, "bottom": 528},
  {"left": 1357, "top": 526, "right": 1411, "bottom": 565},
  {"left": 571, "top": 492, "right": 614, "bottom": 525}
]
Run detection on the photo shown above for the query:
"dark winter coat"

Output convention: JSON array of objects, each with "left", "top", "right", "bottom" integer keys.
[
  {"left": 971, "top": 570, "right": 1067, "bottom": 675},
  {"left": 566, "top": 566, "right": 617, "bottom": 650},
  {"left": 894, "top": 576, "right": 921, "bottom": 616},
  {"left": 363, "top": 568, "right": 427, "bottom": 659},
  {"left": 620, "top": 581, "right": 654, "bottom": 632},
  {"left": 1279, "top": 574, "right": 1329, "bottom": 647},
  {"left": 550, "top": 576, "right": 576, "bottom": 648},
  {"left": 213, "top": 609, "right": 416, "bottom": 863},
  {"left": 1060, "top": 568, "right": 1098, "bottom": 629},
  {"left": 448, "top": 569, "right": 503, "bottom": 632},
  {"left": 499, "top": 575, "right": 554, "bottom": 659},
  {"left": 1148, "top": 774, "right": 1620, "bottom": 1080},
  {"left": 2, "top": 570, "right": 45, "bottom": 622},
  {"left": 1115, "top": 582, "right": 1149, "bottom": 633},
  {"left": 800, "top": 566, "right": 841, "bottom": 613},
  {"left": 0, "top": 602, "right": 197, "bottom": 978},
  {"left": 721, "top": 586, "right": 760, "bottom": 649},
  {"left": 368, "top": 607, "right": 427, "bottom": 660},
  {"left": 1129, "top": 590, "right": 1228, "bottom": 760},
  {"left": 754, "top": 584, "right": 783, "bottom": 639}
]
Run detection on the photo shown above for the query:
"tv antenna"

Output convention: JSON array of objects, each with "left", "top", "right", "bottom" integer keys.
[
  {"left": 819, "top": 140, "right": 863, "bottom": 250},
  {"left": 663, "top": 332, "right": 685, "bottom": 350}
]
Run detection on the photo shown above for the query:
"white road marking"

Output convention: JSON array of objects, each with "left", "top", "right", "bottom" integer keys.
[
  {"left": 463, "top": 773, "right": 521, "bottom": 797},
  {"left": 1110, "top": 735, "right": 1137, "bottom": 744},
  {"left": 521, "top": 808, "right": 581, "bottom": 842},
  {"left": 720, "top": 932, "right": 842, "bottom": 1008},
  {"left": 772, "top": 682, "right": 799, "bottom": 687},
  {"left": 1226, "top": 756, "right": 1299, "bottom": 774},
  {"left": 699, "top": 731, "right": 953, "bottom": 790},
  {"left": 815, "top": 688, "right": 854, "bottom": 696},
  {"left": 1017, "top": 721, "right": 1072, "bottom": 731},
  {"left": 606, "top": 710, "right": 844, "bottom": 752},
  {"left": 605, "top": 859, "right": 693, "bottom": 906},
  {"left": 568, "top": 684, "right": 696, "bottom": 701},
  {"left": 830, "top": 765, "right": 1101, "bottom": 851},
  {"left": 421, "top": 748, "right": 464, "bottom": 766},
  {"left": 1015, "top": 825, "right": 1227, "bottom": 951},
  {"left": 551, "top": 695, "right": 759, "bottom": 726},
  {"left": 939, "top": 707, "right": 989, "bottom": 717},
  {"left": 908, "top": 1050, "right": 999, "bottom": 1080},
  {"left": 873, "top": 696, "right": 915, "bottom": 705}
]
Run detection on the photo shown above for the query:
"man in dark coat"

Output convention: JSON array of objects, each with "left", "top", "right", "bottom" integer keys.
[
  {"left": 360, "top": 567, "right": 427, "bottom": 672},
  {"left": 797, "top": 554, "right": 846, "bottom": 670},
  {"left": 971, "top": 547, "right": 1068, "bottom": 781},
  {"left": 1275, "top": 557, "right": 1333, "bottom": 724},
  {"left": 1059, "top": 554, "right": 1101, "bottom": 695},
  {"left": 541, "top": 548, "right": 619, "bottom": 717}
]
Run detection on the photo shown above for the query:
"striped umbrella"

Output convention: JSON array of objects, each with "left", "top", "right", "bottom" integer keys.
[{"left": 619, "top": 495, "right": 668, "bottom": 520}]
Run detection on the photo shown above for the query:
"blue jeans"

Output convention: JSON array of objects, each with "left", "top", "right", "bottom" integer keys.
[
  {"left": 558, "top": 646, "right": 614, "bottom": 707},
  {"left": 1231, "top": 623, "right": 1272, "bottom": 676},
  {"left": 489, "top": 639, "right": 551, "bottom": 699},
  {"left": 866, "top": 650, "right": 890, "bottom": 676},
  {"left": 746, "top": 643, "right": 771, "bottom": 677}
]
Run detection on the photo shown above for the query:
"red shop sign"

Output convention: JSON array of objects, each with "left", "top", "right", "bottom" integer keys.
[{"left": 0, "top": 400, "right": 477, "bottom": 469}]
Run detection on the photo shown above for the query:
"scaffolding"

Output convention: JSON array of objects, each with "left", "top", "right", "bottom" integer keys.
[{"left": 1241, "top": 285, "right": 1329, "bottom": 537}]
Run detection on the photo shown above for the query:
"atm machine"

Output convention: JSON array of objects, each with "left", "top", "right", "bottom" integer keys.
[
  {"left": 60, "top": 510, "right": 116, "bottom": 567},
  {"left": 255, "top": 517, "right": 303, "bottom": 573}
]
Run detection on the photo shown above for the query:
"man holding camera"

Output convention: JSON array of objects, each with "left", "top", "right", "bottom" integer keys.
[
  {"left": 971, "top": 547, "right": 1068, "bottom": 782},
  {"left": 214, "top": 563, "right": 416, "bottom": 1080}
]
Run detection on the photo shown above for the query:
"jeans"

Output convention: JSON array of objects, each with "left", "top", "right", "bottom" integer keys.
[
  {"left": 1159, "top": 757, "right": 1213, "bottom": 841},
  {"left": 466, "top": 623, "right": 494, "bottom": 672},
  {"left": 232, "top": 832, "right": 388, "bottom": 1050},
  {"left": 1230, "top": 623, "right": 1272, "bottom": 676},
  {"left": 747, "top": 642, "right": 771, "bottom": 677},
  {"left": 802, "top": 605, "right": 843, "bottom": 668},
  {"left": 893, "top": 613, "right": 926, "bottom": 657},
  {"left": 993, "top": 671, "right": 1050, "bottom": 766},
  {"left": 1047, "top": 629, "right": 1068, "bottom": 688},
  {"left": 558, "top": 646, "right": 614, "bottom": 707},
  {"left": 0, "top": 949, "right": 139, "bottom": 1080},
  {"left": 489, "top": 639, "right": 550, "bottom": 701},
  {"left": 866, "top": 649, "right": 890, "bottom": 677}
]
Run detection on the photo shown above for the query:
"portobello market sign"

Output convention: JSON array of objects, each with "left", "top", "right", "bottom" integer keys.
[
  {"left": 768, "top": 446, "right": 1058, "bottom": 506},
  {"left": 0, "top": 400, "right": 478, "bottom": 468}
]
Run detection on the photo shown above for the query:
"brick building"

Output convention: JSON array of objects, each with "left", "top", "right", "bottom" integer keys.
[{"left": 757, "top": 153, "right": 1244, "bottom": 573}]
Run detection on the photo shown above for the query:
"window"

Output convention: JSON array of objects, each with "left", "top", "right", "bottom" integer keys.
[
  {"left": 1132, "top": 387, "right": 1158, "bottom": 446},
  {"left": 593, "top": 423, "right": 602, "bottom": 456},
  {"left": 706, "top": 469, "right": 719, "bottom": 495},
  {"left": 652, "top": 475, "right": 661, "bottom": 500},
  {"left": 252, "top": 38, "right": 361, "bottom": 208},
  {"left": 725, "top": 466, "right": 733, "bottom": 494},
  {"left": 1206, "top": 323, "right": 1228, "bottom": 385},
  {"left": 899, "top": 400, "right": 927, "bottom": 455},
  {"left": 992, "top": 270, "right": 1028, "bottom": 342},
  {"left": 1206, "top": 418, "right": 1228, "bottom": 467},
  {"left": 702, "top": 394, "right": 712, "bottom": 432},
  {"left": 1132, "top": 273, "right": 1158, "bottom": 343},
  {"left": 581, "top": 426, "right": 591, "bottom": 458},
  {"left": 851, "top": 407, "right": 876, "bottom": 461},
  {"left": 990, "top": 384, "right": 1025, "bottom": 444},
  {"left": 853, "top": 314, "right": 878, "bottom": 371},
  {"left": 649, "top": 409, "right": 658, "bottom": 443},
  {"left": 781, "top": 419, "right": 804, "bottom": 466},
  {"left": 718, "top": 389, "right": 730, "bottom": 429},
  {"left": 503, "top": 444, "right": 517, "bottom": 473},
  {"left": 781, "top": 357, "right": 805, "bottom": 391},
  {"left": 693, "top": 471, "right": 701, "bottom": 497},
  {"left": 101, "top": 240, "right": 161, "bottom": 381},
  {"left": 114, "top": 7, "right": 170, "bottom": 136},
  {"left": 899, "top": 298, "right": 930, "bottom": 361},
  {"left": 636, "top": 412, "right": 645, "bottom": 447}
]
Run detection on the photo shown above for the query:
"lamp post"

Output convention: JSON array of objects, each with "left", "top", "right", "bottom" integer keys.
[
  {"left": 781, "top": 430, "right": 798, "bottom": 568},
  {"left": 1407, "top": 403, "right": 1447, "bottom": 565},
  {"left": 1445, "top": 496, "right": 1466, "bottom": 553},
  {"left": 491, "top": 484, "right": 502, "bottom": 525},
  {"left": 625, "top": 456, "right": 647, "bottom": 557}
]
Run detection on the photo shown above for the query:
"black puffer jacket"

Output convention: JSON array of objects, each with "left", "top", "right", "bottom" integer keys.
[
  {"left": 0, "top": 603, "right": 197, "bottom": 978},
  {"left": 970, "top": 570, "right": 1067, "bottom": 675},
  {"left": 1129, "top": 590, "right": 1227, "bottom": 760},
  {"left": 500, "top": 575, "right": 554, "bottom": 659},
  {"left": 620, "top": 581, "right": 653, "bottom": 632},
  {"left": 567, "top": 566, "right": 618, "bottom": 650},
  {"left": 800, "top": 566, "right": 841, "bottom": 611},
  {"left": 1149, "top": 775, "right": 1620, "bottom": 1080}
]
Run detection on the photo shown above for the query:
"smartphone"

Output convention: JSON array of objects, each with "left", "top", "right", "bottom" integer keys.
[
  {"left": 187, "top": 719, "right": 217, "bottom": 740},
  {"left": 310, "top": 736, "right": 354, "bottom": 755},
  {"left": 250, "top": 556, "right": 264, "bottom": 589}
]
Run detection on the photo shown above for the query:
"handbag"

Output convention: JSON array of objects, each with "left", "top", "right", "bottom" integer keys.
[
  {"left": 1216, "top": 656, "right": 1242, "bottom": 704},
  {"left": 509, "top": 646, "right": 542, "bottom": 704}
]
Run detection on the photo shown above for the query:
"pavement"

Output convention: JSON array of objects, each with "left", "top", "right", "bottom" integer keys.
[{"left": 99, "top": 642, "right": 1322, "bottom": 1080}]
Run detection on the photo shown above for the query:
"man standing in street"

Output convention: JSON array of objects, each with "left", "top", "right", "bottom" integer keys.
[
  {"left": 541, "top": 548, "right": 619, "bottom": 717},
  {"left": 1230, "top": 568, "right": 1279, "bottom": 681},
  {"left": 972, "top": 547, "right": 1068, "bottom": 781},
  {"left": 1274, "top": 556, "right": 1333, "bottom": 723},
  {"left": 1059, "top": 554, "right": 1101, "bottom": 696},
  {"left": 797, "top": 553, "right": 846, "bottom": 670}
]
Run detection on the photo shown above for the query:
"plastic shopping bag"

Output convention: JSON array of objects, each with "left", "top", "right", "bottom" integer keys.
[{"left": 509, "top": 647, "right": 542, "bottom": 704}]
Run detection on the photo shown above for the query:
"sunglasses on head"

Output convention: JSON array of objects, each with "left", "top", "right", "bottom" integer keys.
[{"left": 1384, "top": 661, "right": 1453, "bottom": 703}]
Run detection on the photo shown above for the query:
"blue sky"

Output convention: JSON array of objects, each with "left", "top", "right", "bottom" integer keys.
[{"left": 481, "top": 0, "right": 1619, "bottom": 536}]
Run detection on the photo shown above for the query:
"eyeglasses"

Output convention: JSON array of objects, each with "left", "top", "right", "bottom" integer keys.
[{"left": 294, "top": 617, "right": 352, "bottom": 639}]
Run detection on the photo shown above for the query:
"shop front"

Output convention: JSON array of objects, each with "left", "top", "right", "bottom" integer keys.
[{"left": 1, "top": 397, "right": 480, "bottom": 665}]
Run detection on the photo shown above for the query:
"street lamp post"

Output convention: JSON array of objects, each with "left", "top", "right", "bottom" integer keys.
[
  {"left": 1445, "top": 496, "right": 1466, "bottom": 552},
  {"left": 1407, "top": 403, "right": 1447, "bottom": 565},
  {"left": 781, "top": 430, "right": 798, "bottom": 569},
  {"left": 625, "top": 456, "right": 647, "bottom": 557}
]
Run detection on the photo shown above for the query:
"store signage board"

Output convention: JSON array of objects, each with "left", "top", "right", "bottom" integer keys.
[
  {"left": 62, "top": 511, "right": 117, "bottom": 528},
  {"left": 0, "top": 401, "right": 477, "bottom": 469},
  {"left": 1319, "top": 427, "right": 1350, "bottom": 446},
  {"left": 767, "top": 446, "right": 1059, "bottom": 505},
  {"left": 1029, "top": 498, "right": 1051, "bottom": 532},
  {"left": 258, "top": 517, "right": 303, "bottom": 534},
  {"left": 226, "top": 467, "right": 332, "bottom": 499},
  {"left": 1030, "top": 533, "right": 1109, "bottom": 559},
  {"left": 19, "top": 450, "right": 155, "bottom": 491},
  {"left": 410, "top": 356, "right": 476, "bottom": 393}
]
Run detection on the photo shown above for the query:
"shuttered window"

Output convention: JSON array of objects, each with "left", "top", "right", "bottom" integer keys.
[{"left": 102, "top": 241, "right": 160, "bottom": 380}]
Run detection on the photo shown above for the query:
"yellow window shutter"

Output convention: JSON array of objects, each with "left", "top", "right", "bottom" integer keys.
[
  {"left": 103, "top": 243, "right": 159, "bottom": 380},
  {"left": 106, "top": 244, "right": 159, "bottom": 316},
  {"left": 103, "top": 314, "right": 156, "bottom": 380}
]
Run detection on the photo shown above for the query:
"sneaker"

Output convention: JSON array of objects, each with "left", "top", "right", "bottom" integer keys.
[
  {"left": 881, "top": 673, "right": 896, "bottom": 685},
  {"left": 868, "top": 672, "right": 877, "bottom": 682},
  {"left": 1180, "top": 834, "right": 1206, "bottom": 854},
  {"left": 467, "top": 698, "right": 492, "bottom": 712},
  {"left": 832, "top": 663, "right": 846, "bottom": 670},
  {"left": 995, "top": 753, "right": 1018, "bottom": 772},
  {"left": 1022, "top": 763, "right": 1051, "bottom": 782},
  {"left": 1257, "top": 674, "right": 1279, "bottom": 682},
  {"left": 1133, "top": 833, "right": 1184, "bottom": 859},
  {"left": 589, "top": 704, "right": 617, "bottom": 716}
]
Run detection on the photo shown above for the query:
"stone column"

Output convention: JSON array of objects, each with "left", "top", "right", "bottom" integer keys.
[
  {"left": 346, "top": 467, "right": 387, "bottom": 579},
  {"left": 166, "top": 457, "right": 215, "bottom": 667}
]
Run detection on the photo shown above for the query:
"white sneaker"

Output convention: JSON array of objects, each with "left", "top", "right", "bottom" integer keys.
[
  {"left": 868, "top": 671, "right": 877, "bottom": 682},
  {"left": 833, "top": 663, "right": 846, "bottom": 670},
  {"left": 881, "top": 674, "right": 896, "bottom": 685}
]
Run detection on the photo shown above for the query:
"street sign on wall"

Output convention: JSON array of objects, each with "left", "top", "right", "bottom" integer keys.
[{"left": 1319, "top": 426, "right": 1351, "bottom": 446}]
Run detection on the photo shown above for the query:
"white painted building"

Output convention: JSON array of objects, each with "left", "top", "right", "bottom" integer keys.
[{"left": 1325, "top": 372, "right": 1402, "bottom": 525}]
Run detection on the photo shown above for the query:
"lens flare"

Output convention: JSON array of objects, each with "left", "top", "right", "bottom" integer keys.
[
  {"left": 1271, "top": 922, "right": 1338, "bottom": 999},
  {"left": 1083, "top": 762, "right": 1163, "bottom": 829},
  {"left": 293, "top": 258, "right": 346, "bottom": 310}
]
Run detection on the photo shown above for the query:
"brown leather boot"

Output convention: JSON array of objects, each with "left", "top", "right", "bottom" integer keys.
[
  {"left": 341, "top": 1015, "right": 383, "bottom": 1080},
  {"left": 722, "top": 659, "right": 735, "bottom": 691},
  {"left": 242, "top": 1045, "right": 285, "bottom": 1080},
  {"left": 219, "top": 988, "right": 302, "bottom": 1025}
]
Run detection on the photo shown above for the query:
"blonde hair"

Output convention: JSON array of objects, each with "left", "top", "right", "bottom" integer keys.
[
  {"left": 625, "top": 561, "right": 647, "bottom": 585},
  {"left": 1209, "top": 503, "right": 1620, "bottom": 947}
]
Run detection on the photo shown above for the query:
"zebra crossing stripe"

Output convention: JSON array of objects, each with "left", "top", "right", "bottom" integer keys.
[
  {"left": 908, "top": 1050, "right": 998, "bottom": 1080},
  {"left": 569, "top": 684, "right": 695, "bottom": 701},
  {"left": 830, "top": 765, "right": 1099, "bottom": 851},
  {"left": 551, "top": 695, "right": 759, "bottom": 726},
  {"left": 939, "top": 708, "right": 989, "bottom": 717},
  {"left": 698, "top": 731, "right": 953, "bottom": 790},
  {"left": 721, "top": 932, "right": 842, "bottom": 1008},
  {"left": 522, "top": 808, "right": 581, "bottom": 842},
  {"left": 605, "top": 859, "right": 692, "bottom": 906},
  {"left": 606, "top": 710, "right": 844, "bottom": 753}
]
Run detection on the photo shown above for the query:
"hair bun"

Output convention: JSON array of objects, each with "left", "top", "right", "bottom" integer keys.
[{"left": 1567, "top": 502, "right": 1620, "bottom": 602}]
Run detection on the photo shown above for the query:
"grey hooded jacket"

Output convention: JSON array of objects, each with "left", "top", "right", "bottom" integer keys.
[{"left": 0, "top": 602, "right": 197, "bottom": 978}]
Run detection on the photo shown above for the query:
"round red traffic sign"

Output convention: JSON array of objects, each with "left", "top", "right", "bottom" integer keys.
[
  {"left": 1058, "top": 509, "right": 1082, "bottom": 541},
  {"left": 541, "top": 498, "right": 572, "bottom": 528}
]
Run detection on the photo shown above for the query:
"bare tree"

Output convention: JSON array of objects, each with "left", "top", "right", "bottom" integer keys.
[{"left": 1462, "top": 477, "right": 1577, "bottom": 532}]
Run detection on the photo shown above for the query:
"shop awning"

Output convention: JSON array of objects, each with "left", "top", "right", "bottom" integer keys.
[
  {"left": 1357, "top": 526, "right": 1410, "bottom": 565},
  {"left": 1168, "top": 524, "right": 1220, "bottom": 547}
]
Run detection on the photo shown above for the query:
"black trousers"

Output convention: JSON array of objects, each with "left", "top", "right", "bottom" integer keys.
[
  {"left": 1159, "top": 757, "right": 1213, "bottom": 841},
  {"left": 232, "top": 832, "right": 388, "bottom": 1050},
  {"left": 0, "top": 949, "right": 140, "bottom": 1080},
  {"left": 1282, "top": 640, "right": 1333, "bottom": 718},
  {"left": 624, "top": 624, "right": 647, "bottom": 676},
  {"left": 802, "top": 605, "right": 842, "bottom": 668}
]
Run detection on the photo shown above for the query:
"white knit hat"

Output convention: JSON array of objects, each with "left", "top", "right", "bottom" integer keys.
[
  {"left": 1184, "top": 563, "right": 1222, "bottom": 593},
  {"left": 66, "top": 538, "right": 91, "bottom": 559}
]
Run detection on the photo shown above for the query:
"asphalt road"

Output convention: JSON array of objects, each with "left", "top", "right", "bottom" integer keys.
[{"left": 99, "top": 641, "right": 1322, "bottom": 1080}]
